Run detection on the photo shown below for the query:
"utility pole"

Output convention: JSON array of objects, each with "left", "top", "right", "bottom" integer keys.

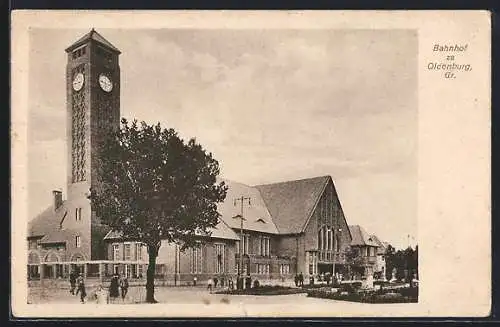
[{"left": 234, "top": 196, "right": 251, "bottom": 288}]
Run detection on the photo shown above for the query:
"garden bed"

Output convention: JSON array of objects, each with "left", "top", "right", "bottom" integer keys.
[
  {"left": 307, "top": 287, "right": 418, "bottom": 303},
  {"left": 215, "top": 285, "right": 307, "bottom": 296}
]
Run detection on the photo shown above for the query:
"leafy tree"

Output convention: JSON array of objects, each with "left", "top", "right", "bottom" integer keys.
[
  {"left": 89, "top": 119, "right": 227, "bottom": 303},
  {"left": 344, "top": 246, "right": 363, "bottom": 279},
  {"left": 384, "top": 244, "right": 396, "bottom": 280},
  {"left": 385, "top": 244, "right": 418, "bottom": 282}
]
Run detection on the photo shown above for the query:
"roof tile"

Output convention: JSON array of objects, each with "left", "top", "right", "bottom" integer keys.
[{"left": 255, "top": 176, "right": 329, "bottom": 234}]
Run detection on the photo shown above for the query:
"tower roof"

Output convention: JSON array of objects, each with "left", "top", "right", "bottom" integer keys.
[{"left": 65, "top": 28, "right": 121, "bottom": 54}]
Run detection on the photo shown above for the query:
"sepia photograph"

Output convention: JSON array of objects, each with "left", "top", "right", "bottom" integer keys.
[{"left": 11, "top": 11, "right": 490, "bottom": 317}]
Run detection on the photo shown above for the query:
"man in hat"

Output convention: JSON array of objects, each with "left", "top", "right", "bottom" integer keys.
[{"left": 75, "top": 273, "right": 87, "bottom": 303}]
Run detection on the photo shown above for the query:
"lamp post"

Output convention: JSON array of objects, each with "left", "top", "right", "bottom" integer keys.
[
  {"left": 233, "top": 214, "right": 244, "bottom": 277},
  {"left": 233, "top": 196, "right": 250, "bottom": 289}
]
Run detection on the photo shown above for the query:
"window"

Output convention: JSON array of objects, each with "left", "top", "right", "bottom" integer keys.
[
  {"left": 75, "top": 208, "right": 82, "bottom": 221},
  {"left": 135, "top": 243, "right": 142, "bottom": 261},
  {"left": 258, "top": 236, "right": 270, "bottom": 256},
  {"left": 72, "top": 46, "right": 86, "bottom": 59},
  {"left": 244, "top": 235, "right": 250, "bottom": 255},
  {"left": 239, "top": 234, "right": 250, "bottom": 255},
  {"left": 191, "top": 243, "right": 203, "bottom": 273},
  {"left": 327, "top": 229, "right": 332, "bottom": 250},
  {"left": 215, "top": 244, "right": 225, "bottom": 273},
  {"left": 113, "top": 244, "right": 120, "bottom": 261},
  {"left": 257, "top": 264, "right": 271, "bottom": 275},
  {"left": 318, "top": 229, "right": 322, "bottom": 250},
  {"left": 75, "top": 235, "right": 81, "bottom": 248},
  {"left": 280, "top": 264, "right": 290, "bottom": 275},
  {"left": 237, "top": 235, "right": 250, "bottom": 255},
  {"left": 124, "top": 243, "right": 131, "bottom": 261}
]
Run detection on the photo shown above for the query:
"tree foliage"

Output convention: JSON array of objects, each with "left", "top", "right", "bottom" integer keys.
[
  {"left": 88, "top": 119, "right": 227, "bottom": 302},
  {"left": 384, "top": 244, "right": 418, "bottom": 281}
]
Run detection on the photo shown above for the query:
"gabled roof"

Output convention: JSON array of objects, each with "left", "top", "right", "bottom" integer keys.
[
  {"left": 103, "top": 218, "right": 240, "bottom": 241},
  {"left": 255, "top": 176, "right": 330, "bottom": 234},
  {"left": 349, "top": 225, "right": 380, "bottom": 247},
  {"left": 65, "top": 28, "right": 121, "bottom": 53},
  {"left": 218, "top": 179, "right": 279, "bottom": 234},
  {"left": 208, "top": 219, "right": 240, "bottom": 240},
  {"left": 370, "top": 234, "right": 383, "bottom": 247},
  {"left": 28, "top": 203, "right": 68, "bottom": 240}
]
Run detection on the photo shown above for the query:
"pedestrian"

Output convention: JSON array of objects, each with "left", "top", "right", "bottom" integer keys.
[
  {"left": 109, "top": 273, "right": 120, "bottom": 303},
  {"left": 299, "top": 272, "right": 304, "bottom": 287},
  {"left": 294, "top": 274, "right": 299, "bottom": 287},
  {"left": 214, "top": 277, "right": 218, "bottom": 288},
  {"left": 69, "top": 271, "right": 76, "bottom": 295},
  {"left": 120, "top": 275, "right": 129, "bottom": 301},
  {"left": 75, "top": 273, "right": 86, "bottom": 303},
  {"left": 193, "top": 276, "right": 197, "bottom": 286},
  {"left": 207, "top": 277, "right": 213, "bottom": 293},
  {"left": 95, "top": 284, "right": 109, "bottom": 304}
]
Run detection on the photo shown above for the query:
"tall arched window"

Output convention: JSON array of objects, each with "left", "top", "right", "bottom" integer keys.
[{"left": 318, "top": 229, "right": 322, "bottom": 250}]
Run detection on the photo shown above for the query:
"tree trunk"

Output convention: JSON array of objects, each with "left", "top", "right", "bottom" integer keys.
[{"left": 146, "top": 245, "right": 159, "bottom": 303}]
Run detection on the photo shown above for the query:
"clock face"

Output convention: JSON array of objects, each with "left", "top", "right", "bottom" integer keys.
[
  {"left": 98, "top": 74, "right": 113, "bottom": 93},
  {"left": 72, "top": 73, "right": 84, "bottom": 91}
]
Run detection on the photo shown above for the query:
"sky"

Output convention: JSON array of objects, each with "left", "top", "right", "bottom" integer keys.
[{"left": 28, "top": 28, "right": 418, "bottom": 250}]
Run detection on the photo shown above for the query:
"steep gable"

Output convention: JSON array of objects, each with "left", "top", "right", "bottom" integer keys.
[
  {"left": 349, "top": 225, "right": 380, "bottom": 247},
  {"left": 217, "top": 179, "right": 279, "bottom": 234},
  {"left": 255, "top": 176, "right": 329, "bottom": 234},
  {"left": 28, "top": 203, "right": 68, "bottom": 241}
]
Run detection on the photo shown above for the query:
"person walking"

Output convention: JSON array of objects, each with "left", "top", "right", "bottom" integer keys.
[
  {"left": 298, "top": 272, "right": 304, "bottom": 287},
  {"left": 120, "top": 275, "right": 129, "bottom": 302},
  {"left": 95, "top": 284, "right": 109, "bottom": 304},
  {"left": 207, "top": 277, "right": 213, "bottom": 293},
  {"left": 75, "top": 273, "right": 87, "bottom": 303},
  {"left": 109, "top": 273, "right": 120, "bottom": 303},
  {"left": 69, "top": 271, "right": 77, "bottom": 295}
]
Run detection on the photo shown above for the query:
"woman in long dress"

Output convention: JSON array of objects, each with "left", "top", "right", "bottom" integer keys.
[{"left": 109, "top": 274, "right": 120, "bottom": 303}]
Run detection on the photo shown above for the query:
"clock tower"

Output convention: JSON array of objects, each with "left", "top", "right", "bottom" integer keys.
[{"left": 64, "top": 29, "right": 121, "bottom": 260}]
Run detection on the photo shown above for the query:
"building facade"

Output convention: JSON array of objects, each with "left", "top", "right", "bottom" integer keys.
[
  {"left": 28, "top": 29, "right": 121, "bottom": 279},
  {"left": 343, "top": 225, "right": 387, "bottom": 281},
  {"left": 28, "top": 30, "right": 380, "bottom": 285}
]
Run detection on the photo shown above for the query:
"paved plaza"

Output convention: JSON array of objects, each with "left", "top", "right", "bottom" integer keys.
[{"left": 28, "top": 284, "right": 355, "bottom": 307}]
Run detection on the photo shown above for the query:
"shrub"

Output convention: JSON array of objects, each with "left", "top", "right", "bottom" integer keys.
[
  {"left": 399, "top": 286, "right": 419, "bottom": 298},
  {"left": 307, "top": 287, "right": 418, "bottom": 303},
  {"left": 253, "top": 280, "right": 260, "bottom": 288}
]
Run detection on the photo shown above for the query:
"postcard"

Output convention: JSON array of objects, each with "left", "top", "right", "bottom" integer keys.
[{"left": 11, "top": 10, "right": 491, "bottom": 318}]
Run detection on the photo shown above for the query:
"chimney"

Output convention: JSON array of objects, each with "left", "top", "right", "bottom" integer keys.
[{"left": 53, "top": 190, "right": 63, "bottom": 210}]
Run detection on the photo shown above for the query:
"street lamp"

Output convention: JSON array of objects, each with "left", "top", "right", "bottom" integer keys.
[{"left": 233, "top": 214, "right": 244, "bottom": 277}]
